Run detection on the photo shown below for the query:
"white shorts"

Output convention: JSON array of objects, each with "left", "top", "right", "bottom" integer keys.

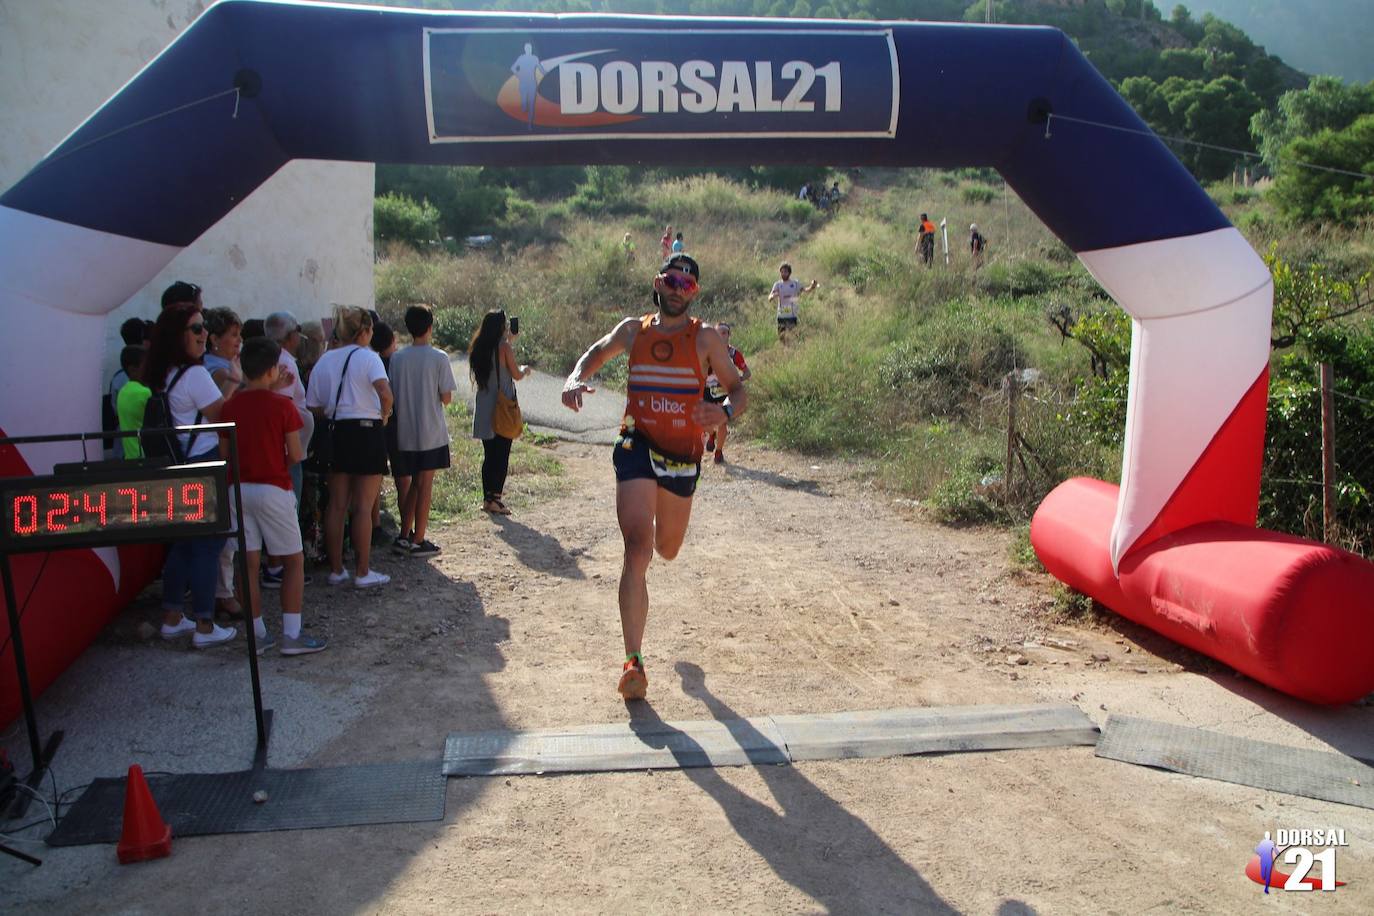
[{"left": 231, "top": 483, "right": 303, "bottom": 555}]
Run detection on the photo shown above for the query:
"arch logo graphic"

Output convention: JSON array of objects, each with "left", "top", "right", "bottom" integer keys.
[{"left": 424, "top": 28, "right": 898, "bottom": 143}]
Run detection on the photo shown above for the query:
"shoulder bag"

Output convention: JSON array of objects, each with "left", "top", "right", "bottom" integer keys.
[
  {"left": 310, "top": 347, "right": 357, "bottom": 467},
  {"left": 491, "top": 357, "right": 524, "bottom": 440}
]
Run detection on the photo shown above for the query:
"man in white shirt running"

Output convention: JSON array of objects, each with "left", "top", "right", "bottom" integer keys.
[{"left": 768, "top": 262, "right": 819, "bottom": 343}]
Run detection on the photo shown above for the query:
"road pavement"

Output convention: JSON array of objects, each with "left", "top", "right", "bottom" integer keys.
[{"left": 450, "top": 353, "right": 623, "bottom": 445}]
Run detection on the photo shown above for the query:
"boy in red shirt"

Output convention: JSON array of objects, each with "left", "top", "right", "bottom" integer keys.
[{"left": 219, "top": 337, "right": 327, "bottom": 656}]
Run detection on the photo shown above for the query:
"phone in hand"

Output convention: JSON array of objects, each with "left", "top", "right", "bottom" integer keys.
[{"left": 510, "top": 316, "right": 520, "bottom": 336}]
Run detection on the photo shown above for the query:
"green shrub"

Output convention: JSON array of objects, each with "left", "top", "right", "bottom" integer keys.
[
  {"left": 374, "top": 192, "right": 440, "bottom": 247},
  {"left": 928, "top": 454, "right": 1005, "bottom": 524},
  {"left": 960, "top": 184, "right": 998, "bottom": 205},
  {"left": 784, "top": 199, "right": 818, "bottom": 224},
  {"left": 433, "top": 308, "right": 474, "bottom": 352}
]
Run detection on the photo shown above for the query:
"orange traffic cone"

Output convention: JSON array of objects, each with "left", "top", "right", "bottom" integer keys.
[{"left": 116, "top": 765, "right": 172, "bottom": 864}]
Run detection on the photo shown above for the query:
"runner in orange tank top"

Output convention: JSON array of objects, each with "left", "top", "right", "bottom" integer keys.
[{"left": 561, "top": 254, "right": 748, "bottom": 700}]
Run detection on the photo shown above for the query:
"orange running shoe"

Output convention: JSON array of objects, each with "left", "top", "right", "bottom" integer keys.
[{"left": 617, "top": 657, "right": 648, "bottom": 700}]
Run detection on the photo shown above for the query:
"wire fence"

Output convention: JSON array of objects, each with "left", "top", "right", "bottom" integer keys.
[{"left": 1000, "top": 365, "right": 1374, "bottom": 558}]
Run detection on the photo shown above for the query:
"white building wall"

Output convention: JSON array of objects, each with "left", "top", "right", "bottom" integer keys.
[{"left": 0, "top": 0, "right": 374, "bottom": 377}]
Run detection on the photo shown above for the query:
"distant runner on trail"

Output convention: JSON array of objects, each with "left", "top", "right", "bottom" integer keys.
[
  {"left": 768, "top": 261, "right": 819, "bottom": 343},
  {"left": 560, "top": 254, "right": 747, "bottom": 701},
  {"left": 918, "top": 213, "right": 937, "bottom": 267},
  {"left": 704, "top": 322, "right": 750, "bottom": 465},
  {"left": 969, "top": 222, "right": 987, "bottom": 270}
]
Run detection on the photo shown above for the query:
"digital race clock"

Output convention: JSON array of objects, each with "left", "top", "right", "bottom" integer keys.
[{"left": 0, "top": 460, "right": 230, "bottom": 551}]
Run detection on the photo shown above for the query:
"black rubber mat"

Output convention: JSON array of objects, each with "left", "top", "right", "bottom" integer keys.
[
  {"left": 46, "top": 759, "right": 445, "bottom": 846},
  {"left": 1096, "top": 715, "right": 1374, "bottom": 810}
]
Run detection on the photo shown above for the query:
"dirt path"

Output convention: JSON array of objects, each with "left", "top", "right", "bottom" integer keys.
[{"left": 7, "top": 436, "right": 1374, "bottom": 913}]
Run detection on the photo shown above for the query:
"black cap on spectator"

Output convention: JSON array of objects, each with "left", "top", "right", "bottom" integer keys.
[
  {"left": 119, "top": 317, "right": 148, "bottom": 346},
  {"left": 242, "top": 318, "right": 266, "bottom": 339},
  {"left": 161, "top": 281, "right": 201, "bottom": 309}
]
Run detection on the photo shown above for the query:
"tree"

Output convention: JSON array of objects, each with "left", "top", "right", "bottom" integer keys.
[
  {"left": 1269, "top": 114, "right": 1374, "bottom": 224},
  {"left": 1251, "top": 76, "right": 1374, "bottom": 171},
  {"left": 1162, "top": 75, "right": 1261, "bottom": 180},
  {"left": 374, "top": 193, "right": 441, "bottom": 247}
]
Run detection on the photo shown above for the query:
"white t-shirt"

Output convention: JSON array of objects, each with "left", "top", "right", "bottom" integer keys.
[
  {"left": 276, "top": 349, "right": 307, "bottom": 411},
  {"left": 772, "top": 278, "right": 804, "bottom": 319},
  {"left": 164, "top": 364, "right": 222, "bottom": 458},
  {"left": 306, "top": 344, "right": 387, "bottom": 420},
  {"left": 277, "top": 348, "right": 314, "bottom": 453}
]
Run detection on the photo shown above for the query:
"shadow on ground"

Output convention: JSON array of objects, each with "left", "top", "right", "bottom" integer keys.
[{"left": 622, "top": 661, "right": 957, "bottom": 914}]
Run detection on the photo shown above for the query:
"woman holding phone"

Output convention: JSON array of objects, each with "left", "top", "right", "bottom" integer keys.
[{"left": 469, "top": 310, "right": 529, "bottom": 515}]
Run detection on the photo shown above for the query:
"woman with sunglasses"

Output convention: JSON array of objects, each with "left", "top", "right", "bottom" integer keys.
[
  {"left": 143, "top": 302, "right": 238, "bottom": 648},
  {"left": 469, "top": 310, "right": 530, "bottom": 515},
  {"left": 560, "top": 254, "right": 748, "bottom": 701},
  {"left": 305, "top": 305, "right": 394, "bottom": 589}
]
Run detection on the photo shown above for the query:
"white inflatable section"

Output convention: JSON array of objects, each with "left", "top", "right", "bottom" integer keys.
[
  {"left": 0, "top": 205, "right": 180, "bottom": 315},
  {"left": 0, "top": 207, "right": 182, "bottom": 584},
  {"left": 1079, "top": 228, "right": 1273, "bottom": 570}
]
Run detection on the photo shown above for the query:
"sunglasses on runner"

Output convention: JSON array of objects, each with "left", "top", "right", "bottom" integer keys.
[{"left": 659, "top": 272, "right": 699, "bottom": 293}]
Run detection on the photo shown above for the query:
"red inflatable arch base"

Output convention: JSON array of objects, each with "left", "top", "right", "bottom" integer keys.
[{"left": 1032, "top": 477, "right": 1374, "bottom": 705}]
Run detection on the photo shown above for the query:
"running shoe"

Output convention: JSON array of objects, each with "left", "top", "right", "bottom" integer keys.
[
  {"left": 280, "top": 633, "right": 329, "bottom": 656},
  {"left": 409, "top": 539, "right": 441, "bottom": 557},
  {"left": 253, "top": 630, "right": 277, "bottom": 657},
  {"left": 617, "top": 658, "right": 648, "bottom": 701},
  {"left": 192, "top": 623, "right": 237, "bottom": 650},
  {"left": 354, "top": 570, "right": 391, "bottom": 589},
  {"left": 392, "top": 534, "right": 413, "bottom": 554},
  {"left": 160, "top": 616, "right": 196, "bottom": 640},
  {"left": 327, "top": 570, "right": 351, "bottom": 587},
  {"left": 705, "top": 432, "right": 717, "bottom": 453},
  {"left": 713, "top": 451, "right": 726, "bottom": 465},
  {"left": 260, "top": 566, "right": 284, "bottom": 590}
]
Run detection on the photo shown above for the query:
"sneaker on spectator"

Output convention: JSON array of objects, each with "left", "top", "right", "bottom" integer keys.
[
  {"left": 392, "top": 534, "right": 413, "bottom": 554},
  {"left": 409, "top": 539, "right": 441, "bottom": 557},
  {"left": 192, "top": 623, "right": 237, "bottom": 649},
  {"left": 327, "top": 570, "right": 351, "bottom": 587},
  {"left": 280, "top": 633, "right": 328, "bottom": 656},
  {"left": 160, "top": 616, "right": 196, "bottom": 640},
  {"left": 253, "top": 630, "right": 277, "bottom": 656},
  {"left": 302, "top": 572, "right": 314, "bottom": 586},
  {"left": 353, "top": 570, "right": 391, "bottom": 589},
  {"left": 260, "top": 566, "right": 284, "bottom": 590}
]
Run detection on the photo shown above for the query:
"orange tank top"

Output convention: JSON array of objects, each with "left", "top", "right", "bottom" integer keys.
[{"left": 622, "top": 314, "right": 706, "bottom": 462}]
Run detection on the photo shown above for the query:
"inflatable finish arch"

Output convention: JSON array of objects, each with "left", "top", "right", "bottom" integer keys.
[{"left": 2, "top": 1, "right": 1372, "bottom": 718}]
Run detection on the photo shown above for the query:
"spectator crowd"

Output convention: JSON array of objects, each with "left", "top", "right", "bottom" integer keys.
[{"left": 105, "top": 283, "right": 487, "bottom": 658}]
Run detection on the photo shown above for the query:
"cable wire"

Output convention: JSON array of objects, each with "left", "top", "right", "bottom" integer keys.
[
  {"left": 23, "top": 86, "right": 241, "bottom": 179},
  {"left": 1044, "top": 112, "right": 1374, "bottom": 181}
]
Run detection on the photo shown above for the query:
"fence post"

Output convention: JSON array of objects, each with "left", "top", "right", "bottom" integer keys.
[
  {"left": 1005, "top": 371, "right": 1019, "bottom": 500},
  {"left": 1320, "top": 362, "right": 1335, "bottom": 543}
]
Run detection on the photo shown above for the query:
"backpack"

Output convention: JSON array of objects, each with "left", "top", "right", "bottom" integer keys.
[
  {"left": 141, "top": 366, "right": 202, "bottom": 463},
  {"left": 100, "top": 371, "right": 122, "bottom": 451}
]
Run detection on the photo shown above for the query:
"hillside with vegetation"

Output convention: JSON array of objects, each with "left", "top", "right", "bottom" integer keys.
[
  {"left": 1182, "top": 0, "right": 1374, "bottom": 84},
  {"left": 368, "top": 1, "right": 1374, "bottom": 557}
]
